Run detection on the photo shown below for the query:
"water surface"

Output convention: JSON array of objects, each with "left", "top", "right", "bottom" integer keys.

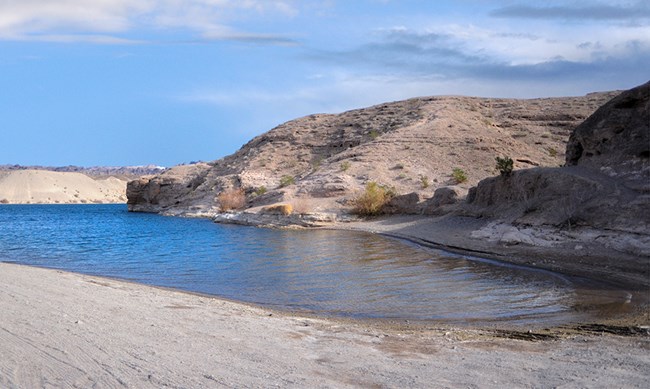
[{"left": 0, "top": 204, "right": 629, "bottom": 325}]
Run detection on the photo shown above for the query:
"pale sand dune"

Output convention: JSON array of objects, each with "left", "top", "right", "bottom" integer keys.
[
  {"left": 0, "top": 263, "right": 648, "bottom": 388},
  {"left": 0, "top": 170, "right": 127, "bottom": 204}
]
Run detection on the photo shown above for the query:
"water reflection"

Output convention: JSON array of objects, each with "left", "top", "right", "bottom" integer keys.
[{"left": 0, "top": 204, "right": 630, "bottom": 325}]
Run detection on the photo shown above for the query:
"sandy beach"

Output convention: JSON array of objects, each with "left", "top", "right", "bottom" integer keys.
[{"left": 1, "top": 259, "right": 649, "bottom": 388}]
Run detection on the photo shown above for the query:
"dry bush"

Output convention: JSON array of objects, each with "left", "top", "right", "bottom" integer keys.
[
  {"left": 292, "top": 198, "right": 311, "bottom": 214},
  {"left": 261, "top": 203, "right": 293, "bottom": 216},
  {"left": 353, "top": 182, "right": 394, "bottom": 216},
  {"left": 218, "top": 188, "right": 246, "bottom": 211}
]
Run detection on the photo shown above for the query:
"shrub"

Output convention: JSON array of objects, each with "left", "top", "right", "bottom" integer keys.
[
  {"left": 420, "top": 175, "right": 430, "bottom": 189},
  {"left": 353, "top": 182, "right": 395, "bottom": 216},
  {"left": 495, "top": 156, "right": 514, "bottom": 176},
  {"left": 218, "top": 188, "right": 246, "bottom": 211},
  {"left": 547, "top": 147, "right": 558, "bottom": 157},
  {"left": 279, "top": 175, "right": 295, "bottom": 188},
  {"left": 394, "top": 163, "right": 405, "bottom": 170},
  {"left": 261, "top": 203, "right": 293, "bottom": 216},
  {"left": 292, "top": 198, "right": 311, "bottom": 214},
  {"left": 452, "top": 168, "right": 467, "bottom": 183},
  {"left": 369, "top": 130, "right": 380, "bottom": 139},
  {"left": 0, "top": 198, "right": 9, "bottom": 204},
  {"left": 340, "top": 161, "right": 351, "bottom": 172},
  {"left": 254, "top": 186, "right": 267, "bottom": 197}
]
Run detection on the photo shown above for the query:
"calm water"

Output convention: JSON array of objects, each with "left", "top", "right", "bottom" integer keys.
[{"left": 0, "top": 204, "right": 628, "bottom": 325}]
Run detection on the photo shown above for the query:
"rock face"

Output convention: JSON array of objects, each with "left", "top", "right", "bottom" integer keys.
[
  {"left": 466, "top": 82, "right": 650, "bottom": 235},
  {"left": 566, "top": 81, "right": 650, "bottom": 192},
  {"left": 128, "top": 91, "right": 617, "bottom": 215}
]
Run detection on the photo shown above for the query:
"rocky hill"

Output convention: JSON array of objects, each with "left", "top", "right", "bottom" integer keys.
[
  {"left": 127, "top": 91, "right": 618, "bottom": 215},
  {"left": 466, "top": 82, "right": 649, "bottom": 237}
]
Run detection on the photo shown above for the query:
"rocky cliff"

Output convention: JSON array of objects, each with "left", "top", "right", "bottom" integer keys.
[
  {"left": 127, "top": 92, "right": 618, "bottom": 215},
  {"left": 466, "top": 81, "right": 649, "bottom": 235}
]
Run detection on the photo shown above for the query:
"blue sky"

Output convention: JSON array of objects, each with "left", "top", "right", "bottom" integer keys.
[{"left": 1, "top": 1, "right": 648, "bottom": 167}]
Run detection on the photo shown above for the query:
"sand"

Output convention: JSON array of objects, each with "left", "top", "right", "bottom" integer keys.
[
  {"left": 0, "top": 170, "right": 127, "bottom": 204},
  {"left": 1, "top": 260, "right": 649, "bottom": 388}
]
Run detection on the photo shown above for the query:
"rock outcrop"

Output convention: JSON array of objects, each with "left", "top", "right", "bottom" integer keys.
[
  {"left": 466, "top": 81, "right": 650, "bottom": 237},
  {"left": 128, "top": 91, "right": 618, "bottom": 215}
]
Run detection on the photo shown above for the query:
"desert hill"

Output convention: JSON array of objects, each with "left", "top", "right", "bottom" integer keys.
[
  {"left": 0, "top": 164, "right": 165, "bottom": 179},
  {"left": 128, "top": 91, "right": 618, "bottom": 215},
  {"left": 467, "top": 81, "right": 650, "bottom": 237},
  {"left": 0, "top": 170, "right": 128, "bottom": 204}
]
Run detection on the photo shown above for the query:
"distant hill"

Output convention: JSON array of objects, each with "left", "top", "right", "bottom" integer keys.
[
  {"left": 127, "top": 90, "right": 618, "bottom": 215},
  {"left": 0, "top": 165, "right": 166, "bottom": 179},
  {"left": 0, "top": 170, "right": 128, "bottom": 204}
]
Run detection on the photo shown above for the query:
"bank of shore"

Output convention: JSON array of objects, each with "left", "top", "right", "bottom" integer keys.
[{"left": 1, "top": 262, "right": 649, "bottom": 388}]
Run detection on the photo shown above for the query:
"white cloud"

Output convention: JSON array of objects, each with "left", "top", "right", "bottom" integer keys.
[{"left": 0, "top": 0, "right": 299, "bottom": 43}]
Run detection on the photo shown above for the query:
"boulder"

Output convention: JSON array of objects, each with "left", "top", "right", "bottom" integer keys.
[
  {"left": 422, "top": 186, "right": 464, "bottom": 215},
  {"left": 383, "top": 192, "right": 421, "bottom": 214},
  {"left": 566, "top": 81, "right": 650, "bottom": 191}
]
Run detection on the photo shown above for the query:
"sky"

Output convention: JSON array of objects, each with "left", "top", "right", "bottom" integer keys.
[{"left": 0, "top": 1, "right": 648, "bottom": 167}]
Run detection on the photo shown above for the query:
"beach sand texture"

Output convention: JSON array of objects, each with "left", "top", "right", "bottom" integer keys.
[
  {"left": 0, "top": 170, "right": 127, "bottom": 204},
  {"left": 1, "top": 263, "right": 648, "bottom": 388}
]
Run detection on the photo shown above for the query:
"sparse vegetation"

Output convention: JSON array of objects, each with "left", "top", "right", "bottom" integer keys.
[
  {"left": 254, "top": 186, "right": 267, "bottom": 197},
  {"left": 311, "top": 157, "right": 323, "bottom": 171},
  {"left": 340, "top": 161, "right": 351, "bottom": 172},
  {"left": 452, "top": 168, "right": 468, "bottom": 183},
  {"left": 420, "top": 175, "right": 430, "bottom": 189},
  {"left": 353, "top": 182, "right": 395, "bottom": 216},
  {"left": 369, "top": 130, "right": 380, "bottom": 139},
  {"left": 279, "top": 175, "right": 295, "bottom": 188},
  {"left": 547, "top": 147, "right": 558, "bottom": 157},
  {"left": 495, "top": 156, "right": 514, "bottom": 176},
  {"left": 218, "top": 188, "right": 246, "bottom": 211}
]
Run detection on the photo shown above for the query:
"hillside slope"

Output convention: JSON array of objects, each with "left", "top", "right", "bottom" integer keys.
[
  {"left": 0, "top": 170, "right": 128, "bottom": 204},
  {"left": 128, "top": 92, "right": 618, "bottom": 215},
  {"left": 466, "top": 81, "right": 649, "bottom": 236}
]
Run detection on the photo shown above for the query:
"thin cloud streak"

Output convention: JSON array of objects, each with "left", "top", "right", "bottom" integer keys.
[
  {"left": 0, "top": 0, "right": 300, "bottom": 45},
  {"left": 491, "top": 2, "right": 650, "bottom": 21}
]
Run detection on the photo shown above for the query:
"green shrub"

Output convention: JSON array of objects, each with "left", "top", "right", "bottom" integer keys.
[
  {"left": 547, "top": 147, "right": 558, "bottom": 157},
  {"left": 369, "top": 130, "right": 380, "bottom": 139},
  {"left": 340, "top": 161, "right": 351, "bottom": 172},
  {"left": 495, "top": 156, "right": 514, "bottom": 176},
  {"left": 254, "top": 186, "right": 267, "bottom": 196},
  {"left": 452, "top": 168, "right": 467, "bottom": 183},
  {"left": 353, "top": 182, "right": 395, "bottom": 216},
  {"left": 279, "top": 175, "right": 295, "bottom": 188},
  {"left": 420, "top": 175, "right": 430, "bottom": 189}
]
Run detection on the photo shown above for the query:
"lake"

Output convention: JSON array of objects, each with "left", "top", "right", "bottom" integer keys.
[{"left": 0, "top": 204, "right": 629, "bottom": 325}]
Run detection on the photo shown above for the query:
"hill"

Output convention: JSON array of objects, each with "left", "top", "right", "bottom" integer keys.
[
  {"left": 0, "top": 170, "right": 128, "bottom": 204},
  {"left": 127, "top": 91, "right": 618, "bottom": 215}
]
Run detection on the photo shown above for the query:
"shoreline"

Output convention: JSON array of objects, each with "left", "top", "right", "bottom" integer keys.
[{"left": 1, "top": 262, "right": 649, "bottom": 387}]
